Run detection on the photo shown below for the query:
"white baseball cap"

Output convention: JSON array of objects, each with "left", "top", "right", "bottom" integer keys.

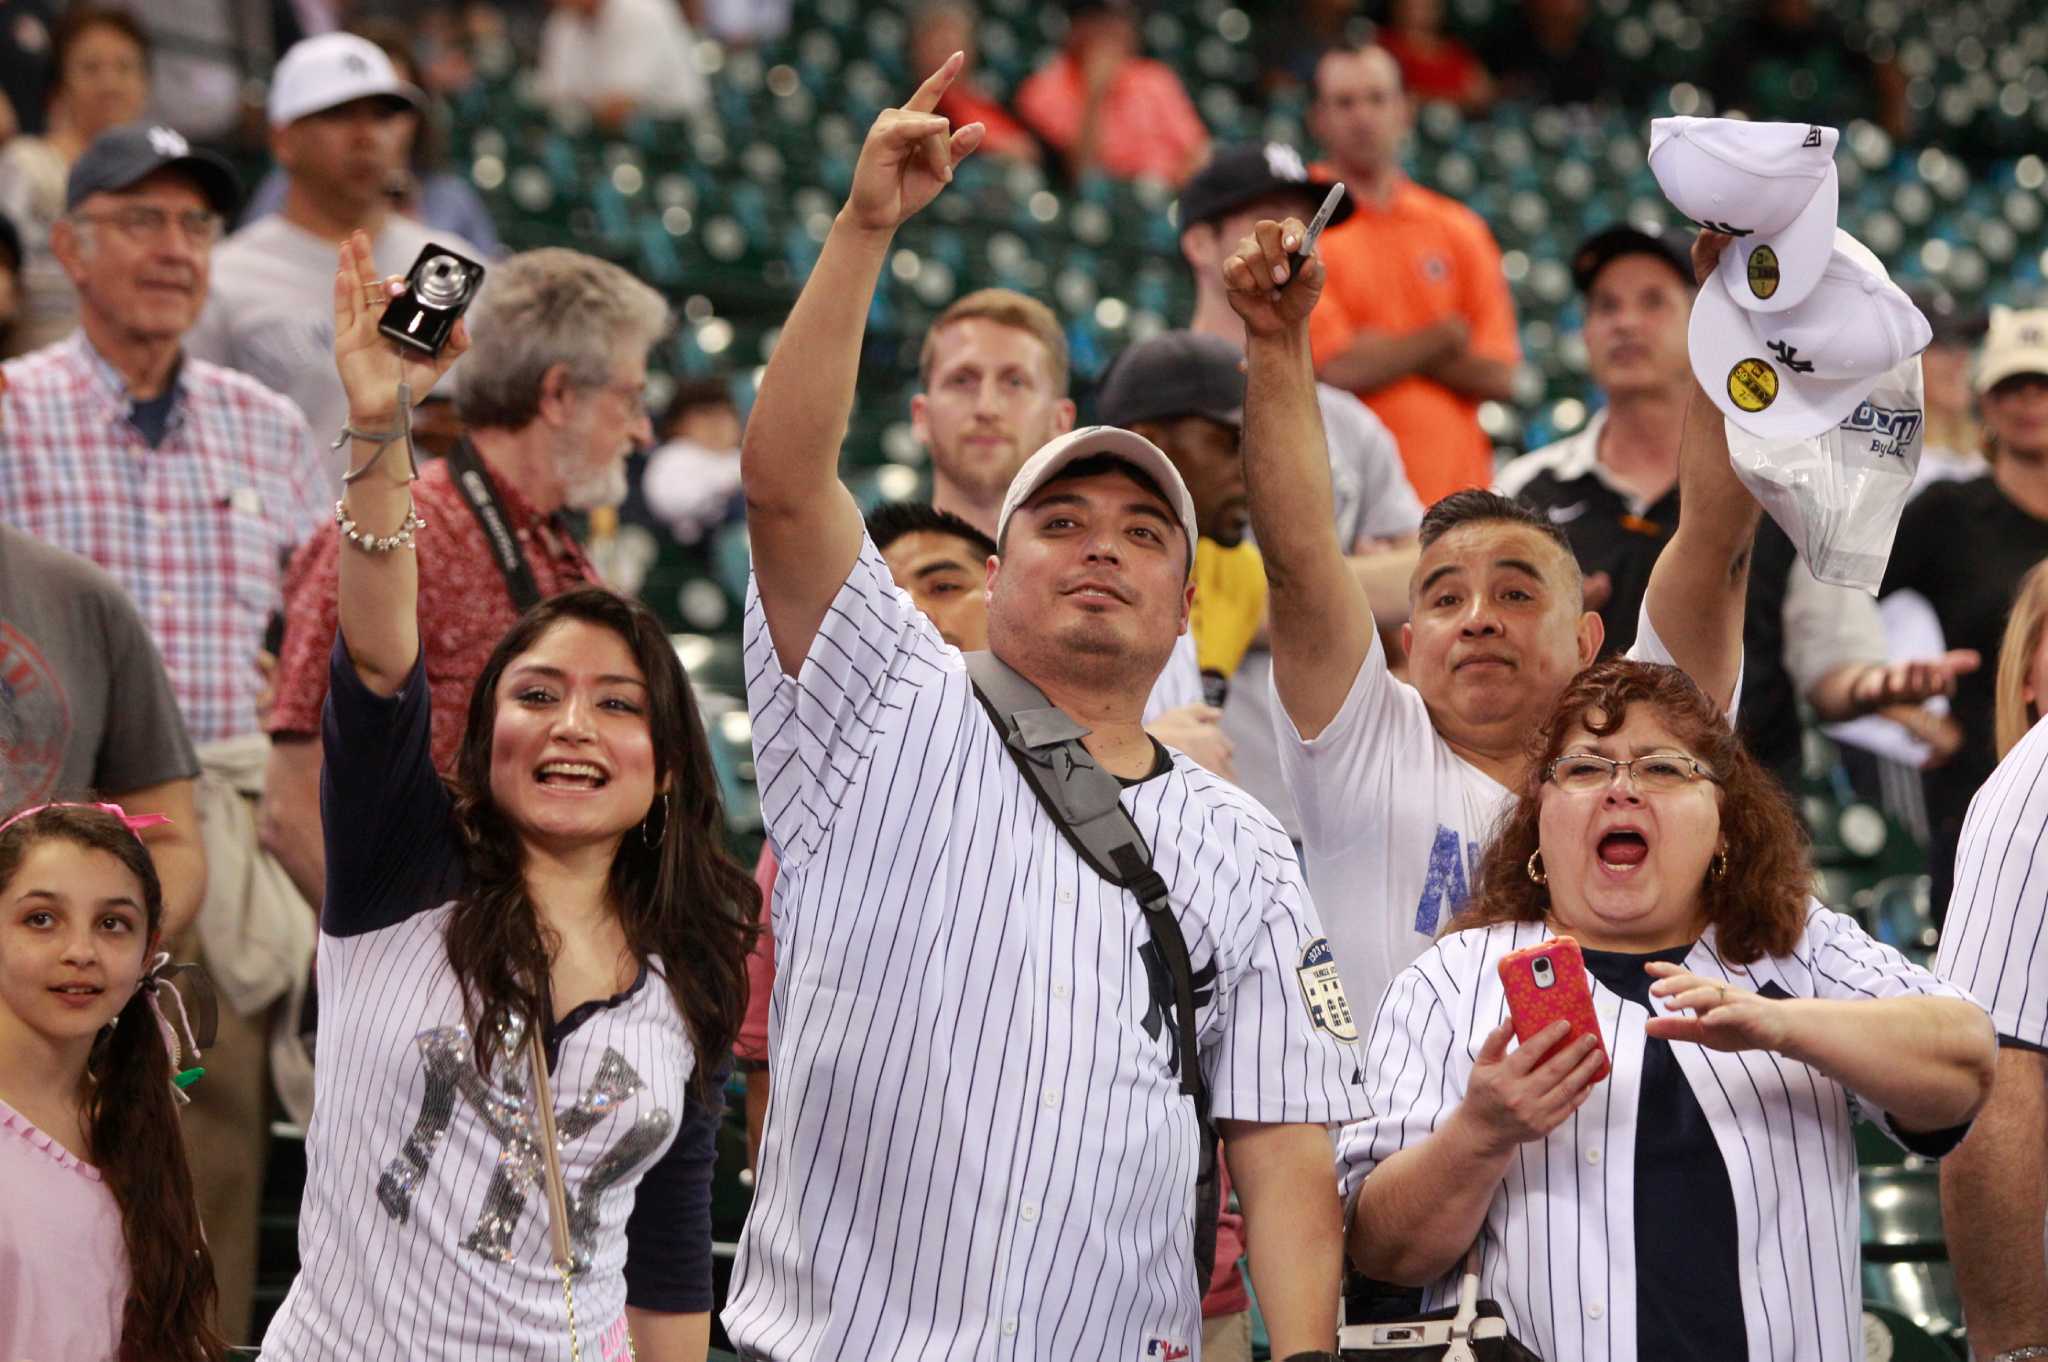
[
  {"left": 1690, "top": 229, "right": 1931, "bottom": 441},
  {"left": 268, "top": 33, "right": 423, "bottom": 127},
  {"left": 1649, "top": 116, "right": 1840, "bottom": 313},
  {"left": 995, "top": 425, "right": 1199, "bottom": 568},
  {"left": 1976, "top": 305, "right": 2048, "bottom": 394}
]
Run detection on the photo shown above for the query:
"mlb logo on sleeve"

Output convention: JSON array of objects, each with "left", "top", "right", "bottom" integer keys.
[{"left": 1144, "top": 1339, "right": 1191, "bottom": 1361}]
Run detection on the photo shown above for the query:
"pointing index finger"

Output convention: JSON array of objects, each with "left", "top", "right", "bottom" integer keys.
[{"left": 904, "top": 50, "right": 964, "bottom": 114}]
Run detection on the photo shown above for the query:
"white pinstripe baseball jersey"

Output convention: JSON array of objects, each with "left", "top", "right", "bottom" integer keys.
[
  {"left": 1940, "top": 712, "right": 2048, "bottom": 1047},
  {"left": 724, "top": 537, "right": 1362, "bottom": 1362},
  {"left": 1275, "top": 602, "right": 1726, "bottom": 1028},
  {"left": 1337, "top": 904, "right": 1983, "bottom": 1362}
]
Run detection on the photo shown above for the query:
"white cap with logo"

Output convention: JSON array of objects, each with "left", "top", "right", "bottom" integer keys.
[
  {"left": 1690, "top": 230, "right": 1931, "bottom": 442},
  {"left": 995, "top": 426, "right": 1199, "bottom": 565},
  {"left": 1976, "top": 305, "right": 2048, "bottom": 394},
  {"left": 268, "top": 33, "right": 424, "bottom": 127},
  {"left": 1649, "top": 116, "right": 1840, "bottom": 313}
]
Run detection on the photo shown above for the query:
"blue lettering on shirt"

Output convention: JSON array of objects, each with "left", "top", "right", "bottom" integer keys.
[{"left": 1415, "top": 825, "right": 1482, "bottom": 936}]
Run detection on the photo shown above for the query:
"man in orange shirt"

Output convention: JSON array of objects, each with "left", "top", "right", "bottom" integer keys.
[{"left": 1306, "top": 43, "right": 1520, "bottom": 504}]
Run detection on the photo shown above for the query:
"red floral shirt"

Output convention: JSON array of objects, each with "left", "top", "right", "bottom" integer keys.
[{"left": 267, "top": 453, "right": 598, "bottom": 771}]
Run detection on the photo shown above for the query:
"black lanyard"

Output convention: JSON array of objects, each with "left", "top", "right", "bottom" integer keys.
[{"left": 445, "top": 439, "right": 542, "bottom": 611}]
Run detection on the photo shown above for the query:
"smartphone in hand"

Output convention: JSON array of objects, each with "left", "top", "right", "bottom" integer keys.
[{"left": 1498, "top": 937, "right": 1610, "bottom": 1082}]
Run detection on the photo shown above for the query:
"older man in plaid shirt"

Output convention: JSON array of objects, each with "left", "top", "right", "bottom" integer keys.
[{"left": 0, "top": 122, "right": 324, "bottom": 1340}]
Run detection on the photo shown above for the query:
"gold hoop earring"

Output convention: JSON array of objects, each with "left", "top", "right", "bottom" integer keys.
[{"left": 1526, "top": 850, "right": 1546, "bottom": 885}]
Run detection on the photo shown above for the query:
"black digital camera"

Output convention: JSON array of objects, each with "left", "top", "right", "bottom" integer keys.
[{"left": 379, "top": 243, "right": 486, "bottom": 358}]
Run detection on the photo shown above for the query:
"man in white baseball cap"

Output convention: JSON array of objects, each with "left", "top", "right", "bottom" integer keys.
[
  {"left": 1649, "top": 116, "right": 1839, "bottom": 313},
  {"left": 187, "top": 33, "right": 478, "bottom": 476},
  {"left": 995, "top": 424, "right": 1201, "bottom": 569},
  {"left": 1689, "top": 229, "right": 1932, "bottom": 442}
]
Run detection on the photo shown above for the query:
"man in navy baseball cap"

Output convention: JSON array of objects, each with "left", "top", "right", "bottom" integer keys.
[{"left": 65, "top": 121, "right": 241, "bottom": 219}]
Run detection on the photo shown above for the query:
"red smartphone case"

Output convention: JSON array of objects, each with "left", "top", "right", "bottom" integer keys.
[{"left": 1497, "top": 937, "right": 1610, "bottom": 1082}]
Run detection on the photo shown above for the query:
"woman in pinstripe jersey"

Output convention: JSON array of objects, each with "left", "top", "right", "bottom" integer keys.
[{"left": 1339, "top": 659, "right": 1994, "bottom": 1362}]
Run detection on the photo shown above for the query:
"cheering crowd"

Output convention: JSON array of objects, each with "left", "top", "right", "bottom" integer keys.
[{"left": 4, "top": 7, "right": 2048, "bottom": 1362}]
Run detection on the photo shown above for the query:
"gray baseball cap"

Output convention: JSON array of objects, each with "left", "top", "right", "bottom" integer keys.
[{"left": 66, "top": 123, "right": 241, "bottom": 217}]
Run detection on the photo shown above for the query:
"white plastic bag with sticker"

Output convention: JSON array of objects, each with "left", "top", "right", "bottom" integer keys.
[{"left": 1722, "top": 352, "right": 1923, "bottom": 594}]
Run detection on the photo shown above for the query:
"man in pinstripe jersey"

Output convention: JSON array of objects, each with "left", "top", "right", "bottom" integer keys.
[
  {"left": 1937, "top": 711, "right": 2048, "bottom": 1360},
  {"left": 724, "top": 57, "right": 1361, "bottom": 1362}
]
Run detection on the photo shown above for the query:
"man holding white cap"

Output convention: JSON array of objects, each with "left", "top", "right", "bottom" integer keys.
[
  {"left": 725, "top": 58, "right": 1358, "bottom": 1362},
  {"left": 1882, "top": 306, "right": 2048, "bottom": 922},
  {"left": 1500, "top": 223, "right": 1970, "bottom": 792},
  {"left": 187, "top": 33, "right": 480, "bottom": 469}
]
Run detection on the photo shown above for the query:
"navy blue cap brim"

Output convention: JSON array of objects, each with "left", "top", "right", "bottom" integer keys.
[{"left": 67, "top": 149, "right": 242, "bottom": 220}]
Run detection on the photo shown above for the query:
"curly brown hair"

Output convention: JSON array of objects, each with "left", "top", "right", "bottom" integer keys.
[{"left": 1449, "top": 658, "right": 1812, "bottom": 965}]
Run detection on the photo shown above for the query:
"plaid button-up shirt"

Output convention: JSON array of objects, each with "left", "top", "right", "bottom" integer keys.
[{"left": 0, "top": 332, "right": 325, "bottom": 744}]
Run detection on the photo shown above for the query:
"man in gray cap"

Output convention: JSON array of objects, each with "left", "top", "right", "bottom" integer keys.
[
  {"left": 0, "top": 119, "right": 325, "bottom": 1340},
  {"left": 187, "top": 32, "right": 480, "bottom": 468}
]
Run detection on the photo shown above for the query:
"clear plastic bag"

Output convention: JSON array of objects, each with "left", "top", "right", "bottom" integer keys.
[{"left": 1722, "top": 348, "right": 1924, "bottom": 595}]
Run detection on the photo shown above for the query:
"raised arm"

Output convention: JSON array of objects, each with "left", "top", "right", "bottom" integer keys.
[
  {"left": 1226, "top": 219, "right": 1381, "bottom": 739},
  {"left": 330, "top": 231, "right": 470, "bottom": 697},
  {"left": 1640, "top": 231, "right": 1761, "bottom": 712},
  {"left": 746, "top": 56, "right": 984, "bottom": 675}
]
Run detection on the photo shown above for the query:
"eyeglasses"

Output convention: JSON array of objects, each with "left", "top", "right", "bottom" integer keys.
[
  {"left": 1545, "top": 752, "right": 1716, "bottom": 793},
  {"left": 73, "top": 205, "right": 224, "bottom": 246},
  {"left": 585, "top": 377, "right": 650, "bottom": 409}
]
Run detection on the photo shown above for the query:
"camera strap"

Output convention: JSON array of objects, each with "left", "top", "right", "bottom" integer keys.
[{"left": 446, "top": 438, "right": 543, "bottom": 611}]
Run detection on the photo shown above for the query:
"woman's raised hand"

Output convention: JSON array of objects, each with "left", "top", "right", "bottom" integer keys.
[
  {"left": 332, "top": 230, "right": 471, "bottom": 428},
  {"left": 1454, "top": 1018, "right": 1606, "bottom": 1158}
]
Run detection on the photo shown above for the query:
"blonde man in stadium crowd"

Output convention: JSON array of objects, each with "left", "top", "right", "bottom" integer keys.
[{"left": 1937, "top": 557, "right": 2048, "bottom": 1361}]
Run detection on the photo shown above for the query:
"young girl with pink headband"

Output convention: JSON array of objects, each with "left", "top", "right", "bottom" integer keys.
[{"left": 0, "top": 802, "right": 223, "bottom": 1361}]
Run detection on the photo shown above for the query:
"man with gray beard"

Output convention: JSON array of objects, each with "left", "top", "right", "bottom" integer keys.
[{"left": 257, "top": 245, "right": 663, "bottom": 904}]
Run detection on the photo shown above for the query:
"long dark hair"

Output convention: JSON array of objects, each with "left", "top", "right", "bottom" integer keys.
[
  {"left": 1452, "top": 659, "right": 1812, "bottom": 965},
  {"left": 0, "top": 805, "right": 224, "bottom": 1362},
  {"left": 445, "top": 587, "right": 756, "bottom": 1095}
]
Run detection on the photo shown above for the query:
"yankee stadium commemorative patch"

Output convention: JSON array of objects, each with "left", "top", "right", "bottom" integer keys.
[{"left": 1297, "top": 937, "right": 1358, "bottom": 1042}]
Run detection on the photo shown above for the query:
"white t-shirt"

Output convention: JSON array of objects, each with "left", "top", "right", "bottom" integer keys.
[
  {"left": 187, "top": 215, "right": 480, "bottom": 489},
  {"left": 536, "top": 0, "right": 711, "bottom": 118},
  {"left": 1277, "top": 601, "right": 1703, "bottom": 1023}
]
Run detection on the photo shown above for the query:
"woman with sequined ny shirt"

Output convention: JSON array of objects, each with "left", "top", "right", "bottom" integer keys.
[{"left": 258, "top": 232, "right": 756, "bottom": 1361}]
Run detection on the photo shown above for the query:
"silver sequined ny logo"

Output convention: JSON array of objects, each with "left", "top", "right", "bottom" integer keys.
[
  {"left": 376, "top": 1024, "right": 675, "bottom": 1270},
  {"left": 147, "top": 126, "right": 189, "bottom": 158}
]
